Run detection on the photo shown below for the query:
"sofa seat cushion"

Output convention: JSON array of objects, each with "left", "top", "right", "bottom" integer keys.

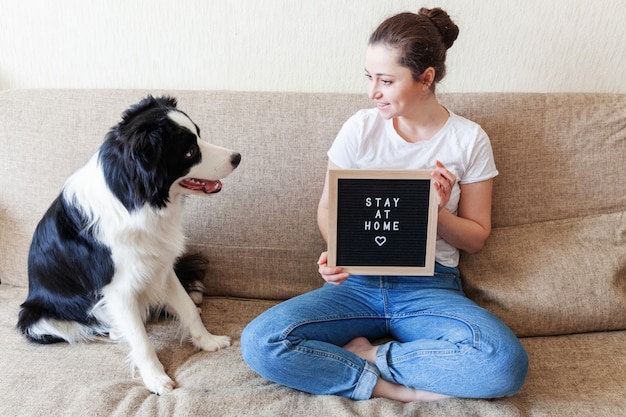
[
  {"left": 461, "top": 210, "right": 626, "bottom": 337},
  {"left": 2, "top": 285, "right": 626, "bottom": 416}
]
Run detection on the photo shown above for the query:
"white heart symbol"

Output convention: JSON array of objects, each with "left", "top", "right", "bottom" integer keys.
[{"left": 375, "top": 236, "right": 387, "bottom": 246}]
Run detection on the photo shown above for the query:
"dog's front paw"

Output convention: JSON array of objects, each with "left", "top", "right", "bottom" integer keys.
[
  {"left": 194, "top": 333, "right": 231, "bottom": 352},
  {"left": 144, "top": 372, "right": 177, "bottom": 395}
]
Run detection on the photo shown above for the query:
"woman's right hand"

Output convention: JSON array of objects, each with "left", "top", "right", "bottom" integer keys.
[{"left": 317, "top": 251, "right": 350, "bottom": 285}]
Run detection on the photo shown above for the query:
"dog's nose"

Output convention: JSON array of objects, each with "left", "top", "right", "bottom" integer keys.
[{"left": 231, "top": 153, "right": 242, "bottom": 168}]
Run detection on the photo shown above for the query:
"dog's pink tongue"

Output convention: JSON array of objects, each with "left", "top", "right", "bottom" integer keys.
[{"left": 180, "top": 178, "right": 222, "bottom": 194}]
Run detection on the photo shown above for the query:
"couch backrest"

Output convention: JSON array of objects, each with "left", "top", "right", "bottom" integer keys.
[
  {"left": 462, "top": 93, "right": 626, "bottom": 228},
  {"left": 1, "top": 90, "right": 625, "bottom": 337}
]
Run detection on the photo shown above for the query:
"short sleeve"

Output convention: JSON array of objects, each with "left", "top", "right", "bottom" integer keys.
[
  {"left": 327, "top": 111, "right": 364, "bottom": 169},
  {"left": 460, "top": 127, "right": 498, "bottom": 184}
]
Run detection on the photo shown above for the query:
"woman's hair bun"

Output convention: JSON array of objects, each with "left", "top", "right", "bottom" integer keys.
[{"left": 418, "top": 7, "right": 459, "bottom": 49}]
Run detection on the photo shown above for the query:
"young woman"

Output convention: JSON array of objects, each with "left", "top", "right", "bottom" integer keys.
[{"left": 241, "top": 7, "right": 528, "bottom": 402}]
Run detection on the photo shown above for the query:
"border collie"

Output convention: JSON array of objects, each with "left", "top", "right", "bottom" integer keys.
[{"left": 17, "top": 96, "right": 241, "bottom": 394}]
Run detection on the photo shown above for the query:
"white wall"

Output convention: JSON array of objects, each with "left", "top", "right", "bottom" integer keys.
[{"left": 1, "top": 0, "right": 624, "bottom": 93}]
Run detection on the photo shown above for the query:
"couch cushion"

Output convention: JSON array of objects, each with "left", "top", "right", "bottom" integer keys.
[
  {"left": 2, "top": 285, "right": 626, "bottom": 416},
  {"left": 461, "top": 210, "right": 626, "bottom": 336}
]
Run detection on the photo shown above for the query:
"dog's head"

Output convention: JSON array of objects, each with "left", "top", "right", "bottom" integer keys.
[{"left": 100, "top": 95, "right": 241, "bottom": 210}]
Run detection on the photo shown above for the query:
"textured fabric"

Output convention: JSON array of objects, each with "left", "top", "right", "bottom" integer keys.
[
  {"left": 1, "top": 90, "right": 626, "bottom": 416},
  {"left": 1, "top": 286, "right": 626, "bottom": 417},
  {"left": 461, "top": 210, "right": 626, "bottom": 337}
]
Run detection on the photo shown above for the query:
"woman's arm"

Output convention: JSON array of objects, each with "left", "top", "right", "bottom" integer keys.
[
  {"left": 316, "top": 162, "right": 334, "bottom": 243},
  {"left": 437, "top": 179, "right": 493, "bottom": 254},
  {"left": 317, "top": 161, "right": 350, "bottom": 285}
]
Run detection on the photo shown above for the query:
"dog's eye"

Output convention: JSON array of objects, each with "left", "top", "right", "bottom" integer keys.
[{"left": 185, "top": 146, "right": 198, "bottom": 159}]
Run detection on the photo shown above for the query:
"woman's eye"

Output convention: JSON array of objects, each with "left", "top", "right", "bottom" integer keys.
[
  {"left": 382, "top": 80, "right": 392, "bottom": 85},
  {"left": 365, "top": 73, "right": 372, "bottom": 80}
]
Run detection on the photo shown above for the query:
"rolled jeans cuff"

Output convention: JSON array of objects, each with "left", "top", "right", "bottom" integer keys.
[
  {"left": 352, "top": 361, "right": 380, "bottom": 400},
  {"left": 375, "top": 342, "right": 393, "bottom": 382}
]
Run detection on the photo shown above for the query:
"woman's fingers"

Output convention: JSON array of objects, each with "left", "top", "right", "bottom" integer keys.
[
  {"left": 317, "top": 252, "right": 349, "bottom": 284},
  {"left": 433, "top": 160, "right": 456, "bottom": 209}
]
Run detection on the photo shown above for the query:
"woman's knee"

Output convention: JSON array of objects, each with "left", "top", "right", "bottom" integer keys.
[
  {"left": 484, "top": 338, "right": 529, "bottom": 398},
  {"left": 241, "top": 315, "right": 274, "bottom": 370},
  {"left": 240, "top": 310, "right": 296, "bottom": 380},
  {"left": 503, "top": 340, "right": 529, "bottom": 396}
]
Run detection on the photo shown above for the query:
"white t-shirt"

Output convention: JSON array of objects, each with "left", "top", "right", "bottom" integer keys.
[{"left": 327, "top": 107, "right": 498, "bottom": 267}]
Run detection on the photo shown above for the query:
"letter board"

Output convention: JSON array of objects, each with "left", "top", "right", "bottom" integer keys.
[{"left": 327, "top": 169, "right": 437, "bottom": 275}]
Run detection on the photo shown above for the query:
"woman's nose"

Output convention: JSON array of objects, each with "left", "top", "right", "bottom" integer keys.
[{"left": 368, "top": 82, "right": 381, "bottom": 100}]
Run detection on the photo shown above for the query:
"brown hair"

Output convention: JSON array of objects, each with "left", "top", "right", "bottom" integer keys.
[{"left": 368, "top": 7, "right": 459, "bottom": 88}]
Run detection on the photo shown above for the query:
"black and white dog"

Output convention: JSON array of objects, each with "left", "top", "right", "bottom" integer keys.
[{"left": 17, "top": 96, "right": 241, "bottom": 394}]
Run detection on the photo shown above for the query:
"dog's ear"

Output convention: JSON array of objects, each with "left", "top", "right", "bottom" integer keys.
[
  {"left": 122, "top": 124, "right": 172, "bottom": 209},
  {"left": 123, "top": 96, "right": 178, "bottom": 171},
  {"left": 117, "top": 98, "right": 169, "bottom": 171},
  {"left": 128, "top": 125, "right": 163, "bottom": 171}
]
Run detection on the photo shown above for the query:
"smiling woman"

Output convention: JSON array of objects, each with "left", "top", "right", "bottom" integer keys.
[{"left": 241, "top": 6, "right": 528, "bottom": 403}]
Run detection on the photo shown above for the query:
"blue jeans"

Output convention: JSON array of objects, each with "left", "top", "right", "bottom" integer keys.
[{"left": 241, "top": 264, "right": 528, "bottom": 400}]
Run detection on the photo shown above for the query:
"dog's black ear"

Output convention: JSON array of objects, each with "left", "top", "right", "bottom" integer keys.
[
  {"left": 123, "top": 96, "right": 178, "bottom": 171},
  {"left": 127, "top": 125, "right": 168, "bottom": 205},
  {"left": 117, "top": 98, "right": 170, "bottom": 171},
  {"left": 128, "top": 125, "right": 163, "bottom": 171}
]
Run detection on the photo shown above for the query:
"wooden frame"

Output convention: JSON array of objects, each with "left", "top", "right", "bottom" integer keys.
[{"left": 327, "top": 169, "right": 438, "bottom": 276}]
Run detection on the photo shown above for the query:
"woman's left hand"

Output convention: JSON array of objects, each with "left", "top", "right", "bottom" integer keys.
[{"left": 432, "top": 160, "right": 456, "bottom": 211}]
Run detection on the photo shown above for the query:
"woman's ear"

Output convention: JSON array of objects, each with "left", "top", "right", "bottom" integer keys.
[{"left": 421, "top": 67, "right": 436, "bottom": 90}]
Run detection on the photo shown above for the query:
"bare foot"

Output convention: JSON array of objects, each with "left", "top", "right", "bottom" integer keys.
[
  {"left": 343, "top": 337, "right": 377, "bottom": 362},
  {"left": 374, "top": 379, "right": 452, "bottom": 402},
  {"left": 344, "top": 337, "right": 452, "bottom": 403}
]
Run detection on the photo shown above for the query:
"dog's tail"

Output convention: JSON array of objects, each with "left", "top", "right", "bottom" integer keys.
[
  {"left": 174, "top": 253, "right": 209, "bottom": 306},
  {"left": 17, "top": 304, "right": 65, "bottom": 343},
  {"left": 17, "top": 301, "right": 106, "bottom": 344}
]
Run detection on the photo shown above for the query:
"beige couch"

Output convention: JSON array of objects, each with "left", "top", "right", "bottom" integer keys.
[{"left": 1, "top": 89, "right": 625, "bottom": 417}]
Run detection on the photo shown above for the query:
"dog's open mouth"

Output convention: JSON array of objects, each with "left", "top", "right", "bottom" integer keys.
[{"left": 179, "top": 178, "right": 222, "bottom": 194}]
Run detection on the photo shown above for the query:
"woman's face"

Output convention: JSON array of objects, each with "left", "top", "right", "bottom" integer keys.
[{"left": 364, "top": 44, "right": 425, "bottom": 120}]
